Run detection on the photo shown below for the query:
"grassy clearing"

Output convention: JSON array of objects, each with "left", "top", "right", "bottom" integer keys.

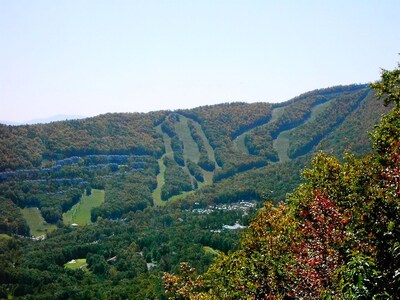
[
  {"left": 155, "top": 125, "right": 173, "bottom": 157},
  {"left": 153, "top": 116, "right": 218, "bottom": 204},
  {"left": 153, "top": 155, "right": 167, "bottom": 207},
  {"left": 22, "top": 207, "right": 57, "bottom": 237},
  {"left": 271, "top": 106, "right": 285, "bottom": 122},
  {"left": 203, "top": 246, "right": 221, "bottom": 256},
  {"left": 63, "top": 189, "right": 105, "bottom": 226},
  {"left": 168, "top": 190, "right": 196, "bottom": 202},
  {"left": 234, "top": 108, "right": 285, "bottom": 155},
  {"left": 198, "top": 170, "right": 214, "bottom": 187},
  {"left": 272, "top": 101, "right": 333, "bottom": 162},
  {"left": 309, "top": 101, "right": 332, "bottom": 122},
  {"left": 273, "top": 134, "right": 291, "bottom": 162},
  {"left": 188, "top": 118, "right": 217, "bottom": 167},
  {"left": 0, "top": 233, "right": 12, "bottom": 240},
  {"left": 234, "top": 133, "right": 249, "bottom": 154},
  {"left": 174, "top": 115, "right": 200, "bottom": 163},
  {"left": 153, "top": 125, "right": 174, "bottom": 206},
  {"left": 184, "top": 116, "right": 218, "bottom": 184},
  {"left": 64, "top": 258, "right": 88, "bottom": 271}
]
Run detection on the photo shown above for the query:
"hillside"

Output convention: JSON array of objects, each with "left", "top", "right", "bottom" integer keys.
[
  {"left": 164, "top": 67, "right": 400, "bottom": 299},
  {"left": 0, "top": 85, "right": 389, "bottom": 222},
  {"left": 0, "top": 83, "right": 393, "bottom": 299}
]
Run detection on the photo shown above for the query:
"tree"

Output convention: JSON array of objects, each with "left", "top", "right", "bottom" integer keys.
[
  {"left": 291, "top": 191, "right": 349, "bottom": 299},
  {"left": 370, "top": 62, "right": 400, "bottom": 107}
]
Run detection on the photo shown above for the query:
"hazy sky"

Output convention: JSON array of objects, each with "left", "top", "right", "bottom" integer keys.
[{"left": 1, "top": 1, "right": 399, "bottom": 123}]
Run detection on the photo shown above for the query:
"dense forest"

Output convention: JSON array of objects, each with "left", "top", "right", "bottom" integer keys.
[{"left": 0, "top": 66, "right": 396, "bottom": 299}]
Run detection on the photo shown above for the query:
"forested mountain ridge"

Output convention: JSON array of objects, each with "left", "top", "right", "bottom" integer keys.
[
  {"left": 0, "top": 84, "right": 389, "bottom": 224},
  {"left": 0, "top": 82, "right": 393, "bottom": 299},
  {"left": 164, "top": 65, "right": 400, "bottom": 299},
  {"left": 0, "top": 84, "right": 376, "bottom": 171}
]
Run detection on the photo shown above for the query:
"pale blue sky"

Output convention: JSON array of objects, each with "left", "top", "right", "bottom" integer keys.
[{"left": 1, "top": 1, "right": 399, "bottom": 123}]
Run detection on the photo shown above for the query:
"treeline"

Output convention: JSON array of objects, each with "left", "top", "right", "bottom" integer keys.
[
  {"left": 170, "top": 136, "right": 185, "bottom": 166},
  {"left": 183, "top": 156, "right": 307, "bottom": 206},
  {"left": 186, "top": 160, "right": 204, "bottom": 183},
  {"left": 0, "top": 177, "right": 83, "bottom": 224},
  {"left": 92, "top": 158, "right": 159, "bottom": 220},
  {"left": 178, "top": 102, "right": 272, "bottom": 165},
  {"left": 272, "top": 84, "right": 369, "bottom": 109},
  {"left": 161, "top": 157, "right": 193, "bottom": 201},
  {"left": 245, "top": 85, "right": 371, "bottom": 160},
  {"left": 287, "top": 88, "right": 370, "bottom": 158},
  {"left": 317, "top": 90, "right": 391, "bottom": 157},
  {"left": 0, "top": 111, "right": 167, "bottom": 172},
  {"left": 160, "top": 113, "right": 180, "bottom": 138},
  {"left": 0, "top": 198, "right": 30, "bottom": 236},
  {"left": 213, "top": 157, "right": 268, "bottom": 182},
  {"left": 187, "top": 120, "right": 215, "bottom": 171}
]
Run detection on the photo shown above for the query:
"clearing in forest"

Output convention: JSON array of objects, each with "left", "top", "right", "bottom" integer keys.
[
  {"left": 63, "top": 189, "right": 105, "bottom": 226},
  {"left": 153, "top": 154, "right": 167, "bottom": 206},
  {"left": 21, "top": 207, "right": 57, "bottom": 237},
  {"left": 174, "top": 115, "right": 201, "bottom": 163},
  {"left": 64, "top": 258, "right": 88, "bottom": 271},
  {"left": 153, "top": 115, "right": 217, "bottom": 204},
  {"left": 273, "top": 100, "right": 333, "bottom": 162}
]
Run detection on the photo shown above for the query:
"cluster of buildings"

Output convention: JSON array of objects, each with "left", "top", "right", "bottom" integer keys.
[{"left": 0, "top": 154, "right": 148, "bottom": 181}]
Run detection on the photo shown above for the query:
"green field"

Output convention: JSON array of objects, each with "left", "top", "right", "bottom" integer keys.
[
  {"left": 174, "top": 115, "right": 201, "bottom": 163},
  {"left": 64, "top": 258, "right": 88, "bottom": 271},
  {"left": 21, "top": 207, "right": 57, "bottom": 237},
  {"left": 63, "top": 189, "right": 105, "bottom": 226}
]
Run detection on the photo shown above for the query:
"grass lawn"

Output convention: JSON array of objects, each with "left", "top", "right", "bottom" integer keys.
[
  {"left": 64, "top": 258, "right": 88, "bottom": 271},
  {"left": 63, "top": 189, "right": 105, "bottom": 226},
  {"left": 21, "top": 207, "right": 57, "bottom": 237}
]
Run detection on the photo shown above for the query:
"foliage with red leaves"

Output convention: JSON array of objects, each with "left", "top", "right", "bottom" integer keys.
[{"left": 290, "top": 190, "right": 349, "bottom": 299}]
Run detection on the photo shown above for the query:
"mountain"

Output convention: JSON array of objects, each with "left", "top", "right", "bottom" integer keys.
[
  {"left": 0, "top": 84, "right": 389, "bottom": 214},
  {"left": 0, "top": 83, "right": 393, "bottom": 299}
]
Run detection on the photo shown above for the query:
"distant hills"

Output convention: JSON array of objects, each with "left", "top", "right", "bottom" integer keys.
[{"left": 1, "top": 114, "right": 86, "bottom": 126}]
